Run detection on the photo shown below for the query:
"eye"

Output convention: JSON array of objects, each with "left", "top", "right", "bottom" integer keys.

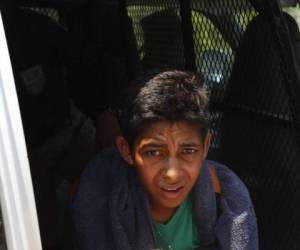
[
  {"left": 144, "top": 150, "right": 161, "bottom": 157},
  {"left": 182, "top": 148, "right": 197, "bottom": 154}
]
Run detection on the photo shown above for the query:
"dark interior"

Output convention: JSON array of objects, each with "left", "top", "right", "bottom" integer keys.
[{"left": 1, "top": 0, "right": 300, "bottom": 249}]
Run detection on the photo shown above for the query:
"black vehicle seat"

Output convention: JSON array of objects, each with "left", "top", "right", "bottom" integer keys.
[
  {"left": 219, "top": 13, "right": 300, "bottom": 249},
  {"left": 4, "top": 8, "right": 70, "bottom": 147}
]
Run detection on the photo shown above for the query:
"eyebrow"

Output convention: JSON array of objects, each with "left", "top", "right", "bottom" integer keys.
[
  {"left": 139, "top": 142, "right": 202, "bottom": 149},
  {"left": 179, "top": 143, "right": 202, "bottom": 147},
  {"left": 140, "top": 143, "right": 167, "bottom": 149}
]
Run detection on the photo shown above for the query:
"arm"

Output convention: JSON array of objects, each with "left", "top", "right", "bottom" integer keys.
[{"left": 210, "top": 161, "right": 259, "bottom": 250}]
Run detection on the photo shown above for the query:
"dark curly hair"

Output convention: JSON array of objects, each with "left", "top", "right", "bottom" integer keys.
[{"left": 117, "top": 69, "right": 210, "bottom": 148}]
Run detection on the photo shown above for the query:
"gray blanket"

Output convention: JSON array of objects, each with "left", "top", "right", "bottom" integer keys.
[{"left": 71, "top": 148, "right": 258, "bottom": 250}]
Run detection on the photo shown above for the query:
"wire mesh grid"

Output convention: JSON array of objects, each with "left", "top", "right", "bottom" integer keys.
[
  {"left": 191, "top": 1, "right": 257, "bottom": 101},
  {"left": 190, "top": 1, "right": 258, "bottom": 157},
  {"left": 195, "top": 3, "right": 300, "bottom": 249},
  {"left": 20, "top": 6, "right": 66, "bottom": 28},
  {"left": 126, "top": 0, "right": 185, "bottom": 69}
]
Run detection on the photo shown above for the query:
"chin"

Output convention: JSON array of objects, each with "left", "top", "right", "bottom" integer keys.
[{"left": 160, "top": 197, "right": 186, "bottom": 209}]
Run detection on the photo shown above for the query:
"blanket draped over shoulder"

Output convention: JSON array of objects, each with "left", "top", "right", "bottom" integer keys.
[{"left": 71, "top": 148, "right": 258, "bottom": 250}]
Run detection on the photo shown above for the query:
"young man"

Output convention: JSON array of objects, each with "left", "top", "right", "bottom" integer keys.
[{"left": 72, "top": 70, "right": 258, "bottom": 250}]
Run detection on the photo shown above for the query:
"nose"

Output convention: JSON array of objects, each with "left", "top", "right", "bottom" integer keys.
[{"left": 162, "top": 157, "right": 181, "bottom": 183}]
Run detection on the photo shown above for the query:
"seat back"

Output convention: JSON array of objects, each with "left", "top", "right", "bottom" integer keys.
[
  {"left": 4, "top": 7, "right": 70, "bottom": 148},
  {"left": 219, "top": 13, "right": 300, "bottom": 249},
  {"left": 140, "top": 8, "right": 185, "bottom": 70}
]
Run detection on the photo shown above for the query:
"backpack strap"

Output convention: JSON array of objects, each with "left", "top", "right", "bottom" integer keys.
[
  {"left": 208, "top": 164, "right": 221, "bottom": 194},
  {"left": 208, "top": 164, "right": 222, "bottom": 219}
]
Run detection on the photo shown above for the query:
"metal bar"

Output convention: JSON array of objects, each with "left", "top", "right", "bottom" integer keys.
[{"left": 179, "top": 0, "right": 196, "bottom": 71}]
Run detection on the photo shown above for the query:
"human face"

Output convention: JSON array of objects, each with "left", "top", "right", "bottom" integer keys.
[{"left": 120, "top": 121, "right": 211, "bottom": 222}]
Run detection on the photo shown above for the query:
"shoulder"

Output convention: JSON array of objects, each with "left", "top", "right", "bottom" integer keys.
[
  {"left": 71, "top": 148, "right": 122, "bottom": 250},
  {"left": 72, "top": 147, "right": 123, "bottom": 205},
  {"left": 206, "top": 160, "right": 252, "bottom": 211},
  {"left": 205, "top": 160, "right": 258, "bottom": 250}
]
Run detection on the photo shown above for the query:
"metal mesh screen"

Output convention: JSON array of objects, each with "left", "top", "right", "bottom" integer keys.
[
  {"left": 126, "top": 0, "right": 300, "bottom": 249},
  {"left": 216, "top": 7, "right": 300, "bottom": 249},
  {"left": 191, "top": 1, "right": 258, "bottom": 154},
  {"left": 20, "top": 6, "right": 67, "bottom": 28},
  {"left": 127, "top": 0, "right": 185, "bottom": 69}
]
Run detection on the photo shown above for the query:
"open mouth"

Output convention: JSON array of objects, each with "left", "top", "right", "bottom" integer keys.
[
  {"left": 159, "top": 186, "right": 184, "bottom": 198},
  {"left": 161, "top": 187, "right": 183, "bottom": 192}
]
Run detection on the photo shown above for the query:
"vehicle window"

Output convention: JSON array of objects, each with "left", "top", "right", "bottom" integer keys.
[
  {"left": 190, "top": 9, "right": 256, "bottom": 153},
  {"left": 282, "top": 3, "right": 300, "bottom": 28},
  {"left": 0, "top": 209, "right": 7, "bottom": 250},
  {"left": 191, "top": 10, "right": 257, "bottom": 99},
  {"left": 127, "top": 5, "right": 169, "bottom": 60},
  {"left": 191, "top": 11, "right": 233, "bottom": 99}
]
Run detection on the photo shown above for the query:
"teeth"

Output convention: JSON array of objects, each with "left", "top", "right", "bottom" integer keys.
[{"left": 165, "top": 187, "right": 180, "bottom": 191}]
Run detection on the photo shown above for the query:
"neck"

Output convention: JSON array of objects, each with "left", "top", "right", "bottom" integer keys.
[{"left": 150, "top": 205, "right": 177, "bottom": 224}]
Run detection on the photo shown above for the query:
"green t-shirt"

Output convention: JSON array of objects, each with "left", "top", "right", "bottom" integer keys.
[{"left": 153, "top": 193, "right": 200, "bottom": 250}]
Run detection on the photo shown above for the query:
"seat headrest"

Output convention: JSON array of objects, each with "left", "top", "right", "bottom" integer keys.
[{"left": 224, "top": 13, "right": 293, "bottom": 118}]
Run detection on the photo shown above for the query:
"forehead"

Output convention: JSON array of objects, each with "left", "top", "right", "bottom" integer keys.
[{"left": 135, "top": 120, "right": 203, "bottom": 145}]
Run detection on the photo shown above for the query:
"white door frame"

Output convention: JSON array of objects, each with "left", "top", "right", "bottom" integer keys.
[{"left": 0, "top": 12, "right": 42, "bottom": 250}]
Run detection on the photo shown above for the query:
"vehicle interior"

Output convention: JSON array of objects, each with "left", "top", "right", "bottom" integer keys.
[{"left": 0, "top": 0, "right": 300, "bottom": 249}]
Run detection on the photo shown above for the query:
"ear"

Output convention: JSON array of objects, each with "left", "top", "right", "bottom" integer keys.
[
  {"left": 115, "top": 136, "right": 134, "bottom": 165},
  {"left": 203, "top": 132, "right": 212, "bottom": 159}
]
